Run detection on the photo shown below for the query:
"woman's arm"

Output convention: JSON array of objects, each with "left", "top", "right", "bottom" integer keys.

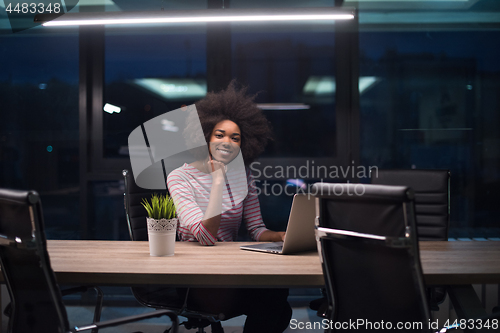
[
  {"left": 199, "top": 160, "right": 226, "bottom": 238},
  {"left": 168, "top": 159, "right": 230, "bottom": 245},
  {"left": 168, "top": 167, "right": 219, "bottom": 245}
]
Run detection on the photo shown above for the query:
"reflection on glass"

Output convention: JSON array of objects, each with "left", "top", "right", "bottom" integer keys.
[
  {"left": 231, "top": 24, "right": 337, "bottom": 158},
  {"left": 359, "top": 31, "right": 500, "bottom": 238},
  {"left": 103, "top": 28, "right": 207, "bottom": 158}
]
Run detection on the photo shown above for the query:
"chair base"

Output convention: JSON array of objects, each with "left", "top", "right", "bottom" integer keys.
[{"left": 178, "top": 319, "right": 223, "bottom": 333}]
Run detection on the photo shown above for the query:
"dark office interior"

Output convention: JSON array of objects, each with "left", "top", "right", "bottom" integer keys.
[{"left": 1, "top": 0, "right": 499, "bottom": 332}]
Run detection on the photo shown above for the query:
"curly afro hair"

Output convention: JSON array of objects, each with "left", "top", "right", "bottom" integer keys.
[{"left": 193, "top": 81, "right": 273, "bottom": 165}]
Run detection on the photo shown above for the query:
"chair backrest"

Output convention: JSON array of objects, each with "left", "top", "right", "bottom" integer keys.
[
  {"left": 0, "top": 188, "right": 70, "bottom": 333},
  {"left": 123, "top": 169, "right": 168, "bottom": 241},
  {"left": 371, "top": 169, "right": 450, "bottom": 240},
  {"left": 312, "top": 183, "right": 431, "bottom": 332}
]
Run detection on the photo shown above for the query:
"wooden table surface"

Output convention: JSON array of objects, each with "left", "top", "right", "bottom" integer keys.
[
  {"left": 46, "top": 240, "right": 323, "bottom": 288},
  {"left": 418, "top": 241, "right": 500, "bottom": 285},
  {"left": 36, "top": 240, "right": 500, "bottom": 288}
]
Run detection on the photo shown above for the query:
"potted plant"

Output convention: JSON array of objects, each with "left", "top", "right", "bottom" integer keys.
[{"left": 141, "top": 193, "right": 178, "bottom": 256}]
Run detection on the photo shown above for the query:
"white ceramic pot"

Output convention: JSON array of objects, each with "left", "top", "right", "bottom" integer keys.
[{"left": 146, "top": 217, "right": 178, "bottom": 257}]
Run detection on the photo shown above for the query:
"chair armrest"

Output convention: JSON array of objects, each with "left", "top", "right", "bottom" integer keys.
[
  {"left": 316, "top": 226, "right": 412, "bottom": 248},
  {"left": 73, "top": 309, "right": 179, "bottom": 333},
  {"left": 0, "top": 233, "right": 36, "bottom": 249}
]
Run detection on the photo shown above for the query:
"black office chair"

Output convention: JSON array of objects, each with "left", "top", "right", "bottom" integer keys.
[
  {"left": 371, "top": 169, "right": 450, "bottom": 241},
  {"left": 371, "top": 169, "right": 450, "bottom": 309},
  {"left": 310, "top": 170, "right": 451, "bottom": 315},
  {"left": 0, "top": 188, "right": 178, "bottom": 333},
  {"left": 313, "top": 183, "right": 432, "bottom": 332},
  {"left": 122, "top": 169, "right": 224, "bottom": 333}
]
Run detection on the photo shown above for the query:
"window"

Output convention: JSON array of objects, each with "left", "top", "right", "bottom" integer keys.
[
  {"left": 103, "top": 27, "right": 207, "bottom": 160},
  {"left": 231, "top": 23, "right": 337, "bottom": 159},
  {"left": 0, "top": 30, "right": 80, "bottom": 239},
  {"left": 359, "top": 29, "right": 500, "bottom": 238}
]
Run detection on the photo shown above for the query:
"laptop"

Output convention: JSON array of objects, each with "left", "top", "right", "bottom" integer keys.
[{"left": 240, "top": 194, "right": 316, "bottom": 254}]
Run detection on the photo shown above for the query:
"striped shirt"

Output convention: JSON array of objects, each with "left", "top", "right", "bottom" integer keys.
[{"left": 167, "top": 163, "right": 268, "bottom": 245}]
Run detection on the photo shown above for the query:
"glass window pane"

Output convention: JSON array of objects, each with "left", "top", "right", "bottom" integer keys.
[
  {"left": 0, "top": 31, "right": 79, "bottom": 239},
  {"left": 359, "top": 30, "right": 500, "bottom": 238},
  {"left": 231, "top": 23, "right": 336, "bottom": 158},
  {"left": 103, "top": 27, "right": 207, "bottom": 159},
  {"left": 229, "top": 22, "right": 338, "bottom": 230}
]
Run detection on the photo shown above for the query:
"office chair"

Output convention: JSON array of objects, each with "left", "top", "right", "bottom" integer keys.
[
  {"left": 371, "top": 169, "right": 450, "bottom": 309},
  {"left": 122, "top": 169, "right": 224, "bottom": 333},
  {"left": 0, "top": 188, "right": 178, "bottom": 333},
  {"left": 371, "top": 169, "right": 450, "bottom": 241},
  {"left": 312, "top": 183, "right": 432, "bottom": 332}
]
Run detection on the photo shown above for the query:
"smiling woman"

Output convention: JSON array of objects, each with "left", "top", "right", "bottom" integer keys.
[
  {"left": 209, "top": 119, "right": 241, "bottom": 164},
  {"left": 193, "top": 80, "right": 273, "bottom": 165},
  {"left": 167, "top": 81, "right": 282, "bottom": 245},
  {"left": 165, "top": 81, "right": 291, "bottom": 333}
]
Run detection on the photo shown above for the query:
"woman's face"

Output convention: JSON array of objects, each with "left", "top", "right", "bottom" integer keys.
[{"left": 209, "top": 120, "right": 241, "bottom": 164}]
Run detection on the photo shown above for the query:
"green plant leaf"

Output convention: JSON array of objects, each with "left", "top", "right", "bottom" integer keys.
[{"left": 141, "top": 193, "right": 177, "bottom": 219}]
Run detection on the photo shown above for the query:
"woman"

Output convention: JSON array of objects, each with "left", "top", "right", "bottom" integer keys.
[{"left": 167, "top": 82, "right": 292, "bottom": 333}]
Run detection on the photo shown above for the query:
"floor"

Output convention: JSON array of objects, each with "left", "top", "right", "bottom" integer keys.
[
  {"left": 1, "top": 286, "right": 481, "bottom": 333},
  {"left": 64, "top": 304, "right": 324, "bottom": 333},
  {"left": 0, "top": 285, "right": 324, "bottom": 333},
  {"left": 62, "top": 300, "right": 472, "bottom": 333}
]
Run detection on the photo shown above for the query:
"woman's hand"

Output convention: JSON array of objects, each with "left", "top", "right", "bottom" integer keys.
[
  {"left": 277, "top": 231, "right": 286, "bottom": 242},
  {"left": 259, "top": 230, "right": 286, "bottom": 242},
  {"left": 206, "top": 158, "right": 226, "bottom": 183}
]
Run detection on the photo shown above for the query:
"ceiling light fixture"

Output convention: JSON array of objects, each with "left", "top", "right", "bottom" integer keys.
[
  {"left": 34, "top": 8, "right": 355, "bottom": 27},
  {"left": 256, "top": 103, "right": 311, "bottom": 110}
]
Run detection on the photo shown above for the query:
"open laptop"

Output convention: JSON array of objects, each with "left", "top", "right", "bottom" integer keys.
[{"left": 240, "top": 194, "right": 316, "bottom": 254}]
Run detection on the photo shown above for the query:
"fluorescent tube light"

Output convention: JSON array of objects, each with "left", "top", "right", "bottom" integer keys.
[
  {"left": 303, "top": 76, "right": 379, "bottom": 95},
  {"left": 256, "top": 103, "right": 311, "bottom": 110},
  {"left": 35, "top": 8, "right": 355, "bottom": 27},
  {"left": 132, "top": 78, "right": 207, "bottom": 100}
]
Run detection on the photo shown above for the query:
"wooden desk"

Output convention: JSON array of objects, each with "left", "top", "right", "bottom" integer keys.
[
  {"left": 0, "top": 240, "right": 498, "bottom": 333},
  {"left": 38, "top": 240, "right": 500, "bottom": 287},
  {"left": 418, "top": 241, "right": 500, "bottom": 285},
  {"left": 45, "top": 240, "right": 323, "bottom": 288}
]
